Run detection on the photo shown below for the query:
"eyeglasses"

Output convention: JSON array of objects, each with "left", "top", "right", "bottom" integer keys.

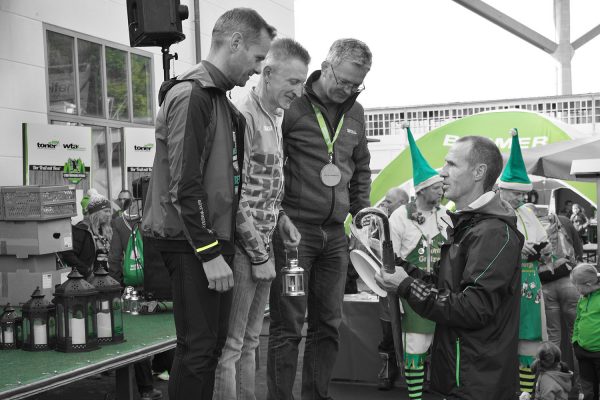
[{"left": 330, "top": 66, "right": 365, "bottom": 93}]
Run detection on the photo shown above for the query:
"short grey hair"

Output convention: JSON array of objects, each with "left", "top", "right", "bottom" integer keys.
[
  {"left": 456, "top": 136, "right": 503, "bottom": 192},
  {"left": 325, "top": 38, "right": 372, "bottom": 69},
  {"left": 264, "top": 38, "right": 311, "bottom": 68},
  {"left": 211, "top": 8, "right": 276, "bottom": 49}
]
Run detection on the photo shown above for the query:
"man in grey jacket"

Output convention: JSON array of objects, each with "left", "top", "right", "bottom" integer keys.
[
  {"left": 141, "top": 8, "right": 275, "bottom": 400},
  {"left": 267, "top": 39, "right": 372, "bottom": 400},
  {"left": 214, "top": 38, "right": 309, "bottom": 400}
]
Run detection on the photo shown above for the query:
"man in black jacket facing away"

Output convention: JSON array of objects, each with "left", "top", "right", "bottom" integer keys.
[
  {"left": 377, "top": 136, "right": 524, "bottom": 400},
  {"left": 141, "top": 8, "right": 275, "bottom": 400}
]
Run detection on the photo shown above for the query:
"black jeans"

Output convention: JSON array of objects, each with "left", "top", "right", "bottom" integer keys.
[
  {"left": 575, "top": 343, "right": 600, "bottom": 400},
  {"left": 160, "top": 251, "right": 233, "bottom": 400},
  {"left": 134, "top": 358, "right": 154, "bottom": 393}
]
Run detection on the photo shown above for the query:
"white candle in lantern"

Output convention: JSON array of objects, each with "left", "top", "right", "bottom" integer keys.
[
  {"left": 97, "top": 312, "right": 112, "bottom": 338},
  {"left": 4, "top": 326, "right": 14, "bottom": 344},
  {"left": 33, "top": 320, "right": 48, "bottom": 345},
  {"left": 70, "top": 318, "right": 86, "bottom": 345}
]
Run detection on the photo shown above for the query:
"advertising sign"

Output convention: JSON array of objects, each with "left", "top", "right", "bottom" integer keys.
[
  {"left": 123, "top": 127, "right": 156, "bottom": 189},
  {"left": 22, "top": 123, "right": 92, "bottom": 190}
]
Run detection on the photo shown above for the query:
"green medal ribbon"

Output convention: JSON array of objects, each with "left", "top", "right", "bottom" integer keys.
[{"left": 312, "top": 104, "right": 344, "bottom": 160}]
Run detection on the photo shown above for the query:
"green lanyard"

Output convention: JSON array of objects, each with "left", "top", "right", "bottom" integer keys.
[{"left": 312, "top": 104, "right": 344, "bottom": 159}]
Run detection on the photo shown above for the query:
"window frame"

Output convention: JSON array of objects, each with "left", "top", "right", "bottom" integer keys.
[{"left": 44, "top": 24, "right": 156, "bottom": 201}]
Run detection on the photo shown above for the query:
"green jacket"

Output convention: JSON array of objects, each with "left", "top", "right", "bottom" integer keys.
[{"left": 572, "top": 290, "right": 600, "bottom": 352}]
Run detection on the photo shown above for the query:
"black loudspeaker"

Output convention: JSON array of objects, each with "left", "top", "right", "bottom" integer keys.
[
  {"left": 127, "top": 0, "right": 189, "bottom": 47},
  {"left": 143, "top": 236, "right": 173, "bottom": 301}
]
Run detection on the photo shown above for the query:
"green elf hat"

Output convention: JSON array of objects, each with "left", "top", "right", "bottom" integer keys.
[
  {"left": 498, "top": 128, "right": 532, "bottom": 191},
  {"left": 403, "top": 123, "right": 443, "bottom": 192}
]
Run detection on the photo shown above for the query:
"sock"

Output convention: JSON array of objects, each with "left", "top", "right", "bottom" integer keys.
[
  {"left": 405, "top": 353, "right": 426, "bottom": 400},
  {"left": 519, "top": 355, "right": 535, "bottom": 394}
]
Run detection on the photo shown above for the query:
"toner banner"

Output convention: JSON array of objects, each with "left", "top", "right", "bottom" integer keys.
[
  {"left": 22, "top": 123, "right": 92, "bottom": 190},
  {"left": 123, "top": 127, "right": 156, "bottom": 189}
]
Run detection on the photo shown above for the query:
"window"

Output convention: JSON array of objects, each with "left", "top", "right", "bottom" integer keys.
[
  {"left": 47, "top": 31, "right": 77, "bottom": 114},
  {"left": 46, "top": 27, "right": 154, "bottom": 125},
  {"left": 78, "top": 39, "right": 104, "bottom": 117},
  {"left": 106, "top": 47, "right": 129, "bottom": 121},
  {"left": 46, "top": 26, "right": 154, "bottom": 201}
]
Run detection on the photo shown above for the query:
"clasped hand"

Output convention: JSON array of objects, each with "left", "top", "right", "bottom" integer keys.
[{"left": 375, "top": 266, "right": 409, "bottom": 293}]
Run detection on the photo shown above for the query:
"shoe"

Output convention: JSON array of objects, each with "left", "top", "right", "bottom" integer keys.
[
  {"left": 156, "top": 370, "right": 169, "bottom": 381},
  {"left": 519, "top": 392, "right": 531, "bottom": 400},
  {"left": 140, "top": 388, "right": 163, "bottom": 400},
  {"left": 377, "top": 352, "right": 398, "bottom": 391}
]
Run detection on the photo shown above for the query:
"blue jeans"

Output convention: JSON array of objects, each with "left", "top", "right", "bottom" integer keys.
[
  {"left": 267, "top": 220, "right": 348, "bottom": 400},
  {"left": 214, "top": 245, "right": 271, "bottom": 400}
]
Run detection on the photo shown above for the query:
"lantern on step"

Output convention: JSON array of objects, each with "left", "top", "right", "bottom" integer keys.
[
  {"left": 53, "top": 267, "right": 99, "bottom": 352},
  {"left": 281, "top": 249, "right": 305, "bottom": 296},
  {"left": 88, "top": 265, "right": 124, "bottom": 344},
  {"left": 0, "top": 304, "right": 23, "bottom": 349},
  {"left": 22, "top": 287, "right": 56, "bottom": 351}
]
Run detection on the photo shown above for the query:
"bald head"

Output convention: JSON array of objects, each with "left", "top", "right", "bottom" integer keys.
[{"left": 383, "top": 187, "right": 409, "bottom": 215}]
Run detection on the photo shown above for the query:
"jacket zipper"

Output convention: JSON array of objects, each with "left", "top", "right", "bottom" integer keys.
[{"left": 455, "top": 337, "right": 461, "bottom": 388}]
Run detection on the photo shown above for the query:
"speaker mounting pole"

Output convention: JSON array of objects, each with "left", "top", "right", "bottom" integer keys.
[{"left": 161, "top": 46, "right": 178, "bottom": 81}]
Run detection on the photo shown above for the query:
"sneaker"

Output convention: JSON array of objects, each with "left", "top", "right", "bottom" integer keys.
[
  {"left": 519, "top": 392, "right": 531, "bottom": 400},
  {"left": 156, "top": 370, "right": 170, "bottom": 381},
  {"left": 140, "top": 388, "right": 163, "bottom": 400}
]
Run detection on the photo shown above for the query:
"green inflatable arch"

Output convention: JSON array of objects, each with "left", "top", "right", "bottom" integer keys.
[{"left": 370, "top": 111, "right": 597, "bottom": 206}]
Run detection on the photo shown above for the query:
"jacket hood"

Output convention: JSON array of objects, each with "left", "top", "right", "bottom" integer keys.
[
  {"left": 74, "top": 219, "right": 92, "bottom": 231},
  {"left": 544, "top": 369, "right": 573, "bottom": 392},
  {"left": 158, "top": 61, "right": 231, "bottom": 106},
  {"left": 304, "top": 70, "right": 360, "bottom": 117},
  {"left": 449, "top": 191, "right": 517, "bottom": 228}
]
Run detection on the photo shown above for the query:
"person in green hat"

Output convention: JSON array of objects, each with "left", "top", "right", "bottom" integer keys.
[
  {"left": 498, "top": 128, "right": 550, "bottom": 400},
  {"left": 384, "top": 125, "right": 450, "bottom": 398},
  {"left": 80, "top": 194, "right": 90, "bottom": 217}
]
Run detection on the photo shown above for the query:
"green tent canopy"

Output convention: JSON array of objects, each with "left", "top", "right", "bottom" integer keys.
[{"left": 370, "top": 110, "right": 597, "bottom": 207}]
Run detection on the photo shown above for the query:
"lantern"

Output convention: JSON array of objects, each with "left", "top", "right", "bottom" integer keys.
[
  {"left": 130, "top": 291, "right": 140, "bottom": 315},
  {"left": 21, "top": 287, "right": 56, "bottom": 351},
  {"left": 53, "top": 267, "right": 99, "bottom": 352},
  {"left": 281, "top": 249, "right": 305, "bottom": 296},
  {"left": 0, "top": 304, "right": 23, "bottom": 349},
  {"left": 88, "top": 265, "right": 124, "bottom": 344},
  {"left": 122, "top": 286, "right": 134, "bottom": 313}
]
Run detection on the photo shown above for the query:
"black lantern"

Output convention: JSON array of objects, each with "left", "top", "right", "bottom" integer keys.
[
  {"left": 53, "top": 267, "right": 99, "bottom": 352},
  {"left": 0, "top": 304, "right": 23, "bottom": 349},
  {"left": 22, "top": 287, "right": 56, "bottom": 351},
  {"left": 88, "top": 265, "right": 124, "bottom": 344}
]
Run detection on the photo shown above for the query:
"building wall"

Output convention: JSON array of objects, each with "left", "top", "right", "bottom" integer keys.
[
  {"left": 365, "top": 93, "right": 600, "bottom": 139},
  {"left": 0, "top": 0, "right": 294, "bottom": 188}
]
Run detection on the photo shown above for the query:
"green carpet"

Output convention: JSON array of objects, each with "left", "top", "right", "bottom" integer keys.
[{"left": 0, "top": 311, "right": 175, "bottom": 393}]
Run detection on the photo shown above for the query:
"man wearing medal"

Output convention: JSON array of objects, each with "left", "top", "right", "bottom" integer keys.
[
  {"left": 387, "top": 126, "right": 449, "bottom": 399},
  {"left": 498, "top": 129, "right": 549, "bottom": 400},
  {"left": 267, "top": 38, "right": 372, "bottom": 400}
]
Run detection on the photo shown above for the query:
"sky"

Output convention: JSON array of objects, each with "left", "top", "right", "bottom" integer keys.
[{"left": 294, "top": 0, "right": 600, "bottom": 109}]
